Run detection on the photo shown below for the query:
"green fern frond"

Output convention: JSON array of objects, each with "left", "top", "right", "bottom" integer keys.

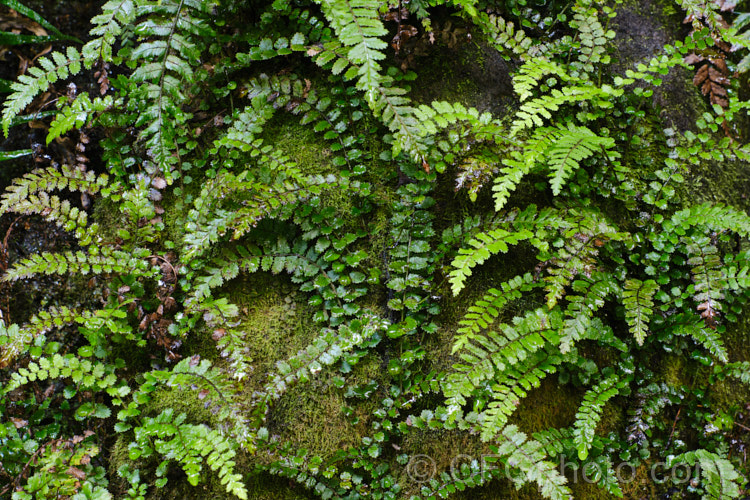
[
  {"left": 685, "top": 237, "right": 725, "bottom": 328},
  {"left": 130, "top": 408, "right": 248, "bottom": 499},
  {"left": 623, "top": 278, "right": 658, "bottom": 345},
  {"left": 2, "top": 249, "right": 155, "bottom": 281},
  {"left": 0, "top": 306, "right": 123, "bottom": 367},
  {"left": 84, "top": 0, "right": 137, "bottom": 63},
  {"left": 511, "top": 84, "right": 622, "bottom": 136},
  {"left": 492, "top": 424, "right": 572, "bottom": 500},
  {"left": 315, "top": 0, "right": 387, "bottom": 91},
  {"left": 2, "top": 46, "right": 84, "bottom": 137},
  {"left": 719, "top": 361, "right": 750, "bottom": 384},
  {"left": 0, "top": 164, "right": 113, "bottom": 215},
  {"left": 668, "top": 203, "right": 750, "bottom": 239},
  {"left": 573, "top": 374, "right": 621, "bottom": 461},
  {"left": 670, "top": 313, "right": 728, "bottom": 362},
  {"left": 513, "top": 58, "right": 575, "bottom": 101},
  {"left": 561, "top": 274, "right": 621, "bottom": 352},
  {"left": 668, "top": 449, "right": 741, "bottom": 500},
  {"left": 453, "top": 273, "right": 540, "bottom": 353},
  {"left": 3, "top": 353, "right": 119, "bottom": 394},
  {"left": 47, "top": 94, "right": 116, "bottom": 144},
  {"left": 449, "top": 227, "right": 534, "bottom": 296},
  {"left": 126, "top": 0, "right": 217, "bottom": 180},
  {"left": 539, "top": 209, "right": 625, "bottom": 309},
  {"left": 543, "top": 124, "right": 617, "bottom": 195},
  {"left": 570, "top": 2, "right": 615, "bottom": 73},
  {"left": 446, "top": 309, "right": 564, "bottom": 412}
]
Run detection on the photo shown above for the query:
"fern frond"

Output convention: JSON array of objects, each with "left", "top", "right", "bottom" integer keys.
[
  {"left": 454, "top": 273, "right": 540, "bottom": 353},
  {"left": 449, "top": 228, "right": 534, "bottom": 295},
  {"left": 2, "top": 46, "right": 84, "bottom": 137},
  {"left": 511, "top": 84, "right": 622, "bottom": 136},
  {"left": 685, "top": 238, "right": 725, "bottom": 328},
  {"left": 671, "top": 313, "right": 728, "bottom": 362},
  {"left": 668, "top": 203, "right": 750, "bottom": 239},
  {"left": 127, "top": 0, "right": 217, "bottom": 180},
  {"left": 561, "top": 274, "right": 621, "bottom": 352},
  {"left": 492, "top": 425, "right": 572, "bottom": 500},
  {"left": 3, "top": 353, "right": 119, "bottom": 394},
  {"left": 256, "top": 313, "right": 387, "bottom": 417},
  {"left": 668, "top": 449, "right": 741, "bottom": 500},
  {"left": 573, "top": 374, "right": 620, "bottom": 460},
  {"left": 84, "top": 0, "right": 137, "bottom": 63},
  {"left": 513, "top": 58, "right": 575, "bottom": 101},
  {"left": 570, "top": 2, "right": 614, "bottom": 73},
  {"left": 2, "top": 249, "right": 155, "bottom": 281},
  {"left": 0, "top": 165, "right": 113, "bottom": 215},
  {"left": 47, "top": 94, "right": 116, "bottom": 144},
  {"left": 0, "top": 306, "right": 123, "bottom": 368},
  {"left": 720, "top": 361, "right": 750, "bottom": 384},
  {"left": 543, "top": 124, "right": 617, "bottom": 195},
  {"left": 315, "top": 0, "right": 387, "bottom": 91},
  {"left": 623, "top": 278, "right": 658, "bottom": 345},
  {"left": 130, "top": 408, "right": 248, "bottom": 499},
  {"left": 539, "top": 209, "right": 625, "bottom": 309},
  {"left": 445, "top": 309, "right": 564, "bottom": 412}
]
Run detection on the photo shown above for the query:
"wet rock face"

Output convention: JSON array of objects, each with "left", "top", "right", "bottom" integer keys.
[{"left": 610, "top": 0, "right": 705, "bottom": 132}]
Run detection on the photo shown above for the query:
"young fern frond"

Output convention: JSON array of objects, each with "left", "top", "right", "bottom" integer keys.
[
  {"left": 573, "top": 374, "right": 621, "bottom": 461},
  {"left": 623, "top": 278, "right": 658, "bottom": 345}
]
